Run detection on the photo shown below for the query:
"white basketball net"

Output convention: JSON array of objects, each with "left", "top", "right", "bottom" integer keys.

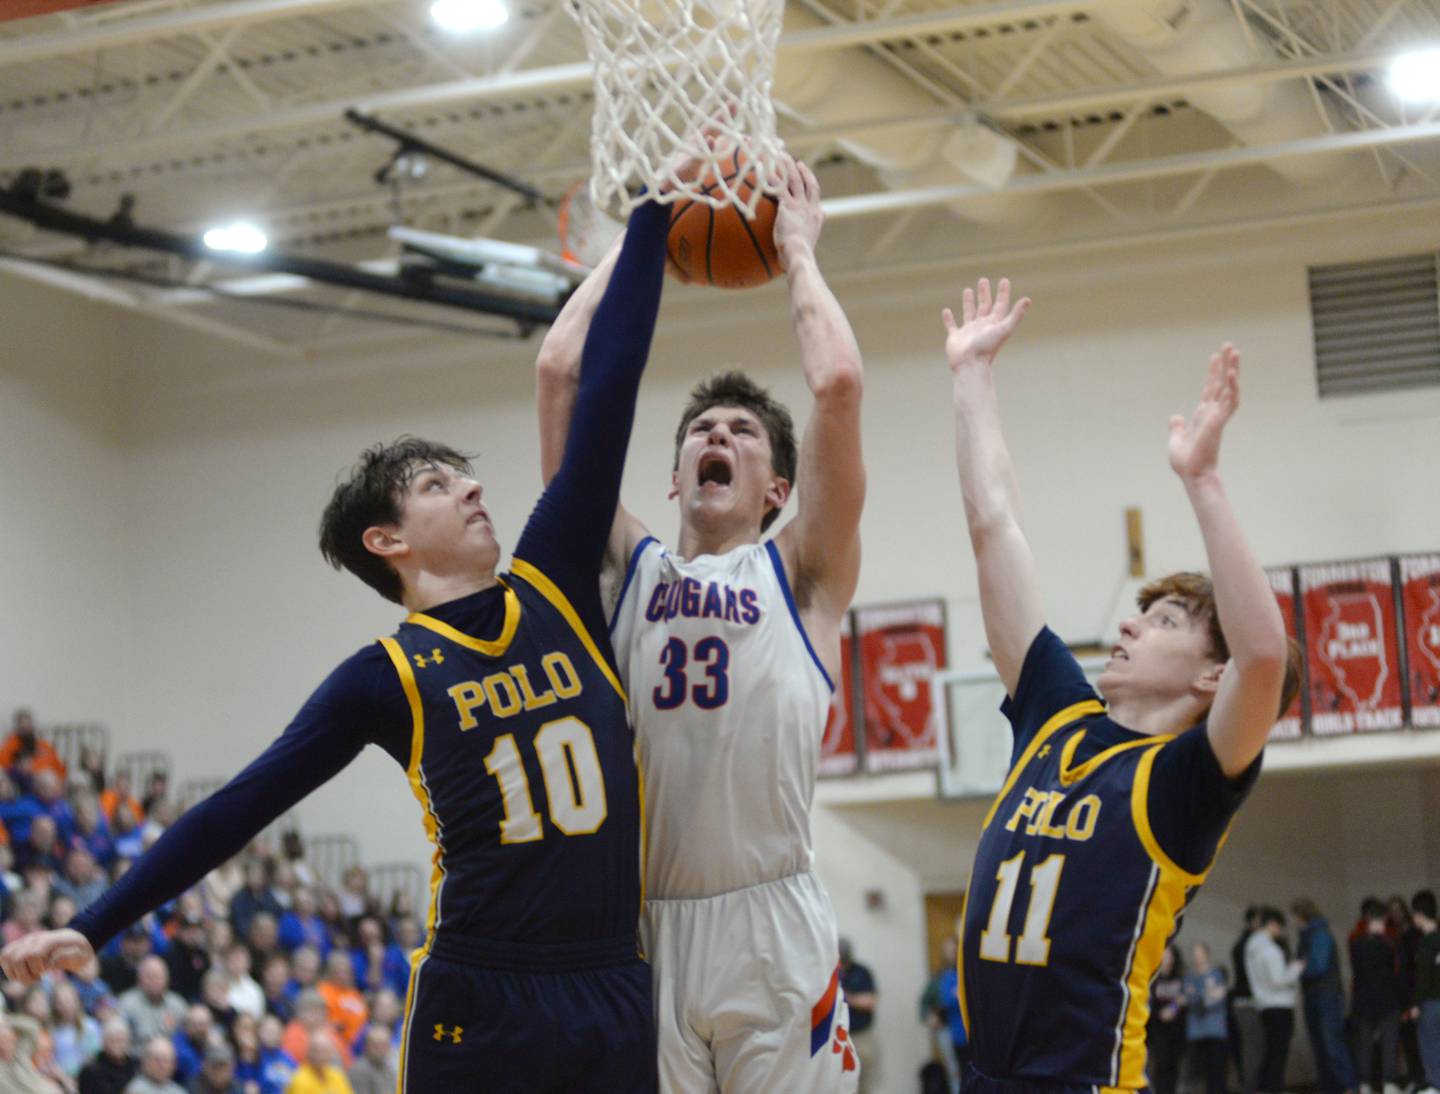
[{"left": 567, "top": 0, "right": 787, "bottom": 216}]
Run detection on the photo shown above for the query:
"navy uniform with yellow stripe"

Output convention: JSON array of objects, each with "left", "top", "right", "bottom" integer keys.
[
  {"left": 380, "top": 561, "right": 651, "bottom": 1092},
  {"left": 67, "top": 200, "right": 671, "bottom": 1094},
  {"left": 960, "top": 628, "right": 1260, "bottom": 1094}
]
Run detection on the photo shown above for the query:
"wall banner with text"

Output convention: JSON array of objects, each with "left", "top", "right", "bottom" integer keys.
[{"left": 1300, "top": 559, "right": 1405, "bottom": 735}]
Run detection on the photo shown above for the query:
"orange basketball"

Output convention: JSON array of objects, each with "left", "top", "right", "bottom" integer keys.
[{"left": 666, "top": 148, "right": 780, "bottom": 290}]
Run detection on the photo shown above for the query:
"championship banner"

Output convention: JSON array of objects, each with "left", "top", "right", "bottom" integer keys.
[
  {"left": 1300, "top": 559, "right": 1405, "bottom": 735},
  {"left": 1399, "top": 554, "right": 1440, "bottom": 728},
  {"left": 857, "top": 600, "right": 948, "bottom": 772},
  {"left": 819, "top": 615, "right": 858, "bottom": 777},
  {"left": 1266, "top": 567, "right": 1305, "bottom": 740}
]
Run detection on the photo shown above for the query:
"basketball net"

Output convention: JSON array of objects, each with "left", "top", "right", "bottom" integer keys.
[{"left": 566, "top": 0, "right": 787, "bottom": 217}]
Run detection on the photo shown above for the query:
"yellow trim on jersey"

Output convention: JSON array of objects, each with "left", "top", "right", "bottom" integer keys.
[
  {"left": 406, "top": 582, "right": 520, "bottom": 656},
  {"left": 1111, "top": 741, "right": 1214, "bottom": 1088},
  {"left": 1130, "top": 743, "right": 1209, "bottom": 886},
  {"left": 1114, "top": 862, "right": 1191, "bottom": 1088},
  {"left": 379, "top": 638, "right": 447, "bottom": 941},
  {"left": 635, "top": 740, "right": 648, "bottom": 930},
  {"left": 956, "top": 886, "right": 973, "bottom": 1034},
  {"left": 510, "top": 557, "right": 627, "bottom": 702},
  {"left": 396, "top": 948, "right": 428, "bottom": 1093},
  {"left": 1058, "top": 730, "right": 1173, "bottom": 788},
  {"left": 981, "top": 700, "right": 1105, "bottom": 830}
]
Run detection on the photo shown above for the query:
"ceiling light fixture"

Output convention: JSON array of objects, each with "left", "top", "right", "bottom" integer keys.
[
  {"left": 1389, "top": 48, "right": 1440, "bottom": 103},
  {"left": 429, "top": 0, "right": 508, "bottom": 33},
  {"left": 202, "top": 221, "right": 269, "bottom": 254}
]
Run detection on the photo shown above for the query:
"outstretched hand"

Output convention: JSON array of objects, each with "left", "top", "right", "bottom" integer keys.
[
  {"left": 0, "top": 928, "right": 94, "bottom": 985},
  {"left": 773, "top": 153, "right": 823, "bottom": 272},
  {"left": 1169, "top": 343, "right": 1241, "bottom": 482},
  {"left": 941, "top": 277, "right": 1031, "bottom": 372}
]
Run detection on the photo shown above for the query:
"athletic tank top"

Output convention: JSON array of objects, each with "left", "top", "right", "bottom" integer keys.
[{"left": 609, "top": 538, "right": 834, "bottom": 899}]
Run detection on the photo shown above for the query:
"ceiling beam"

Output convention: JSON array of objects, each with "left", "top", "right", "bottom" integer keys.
[
  {"left": 821, "top": 117, "right": 1440, "bottom": 219},
  {"left": 0, "top": 0, "right": 378, "bottom": 67}
]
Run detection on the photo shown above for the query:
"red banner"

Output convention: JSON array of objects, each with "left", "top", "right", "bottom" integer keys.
[
  {"left": 1400, "top": 554, "right": 1440, "bottom": 729},
  {"left": 1266, "top": 567, "right": 1304, "bottom": 740},
  {"left": 819, "top": 617, "right": 858, "bottom": 777},
  {"left": 1300, "top": 560, "right": 1404, "bottom": 735},
  {"left": 857, "top": 601, "right": 947, "bottom": 772},
  {"left": 1, "top": 0, "right": 125, "bottom": 21}
]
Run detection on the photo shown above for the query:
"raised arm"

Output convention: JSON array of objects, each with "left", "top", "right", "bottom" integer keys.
[
  {"left": 772, "top": 158, "right": 865, "bottom": 623},
  {"left": 536, "top": 234, "right": 624, "bottom": 486},
  {"left": 1169, "top": 344, "right": 1288, "bottom": 777},
  {"left": 514, "top": 200, "right": 668, "bottom": 597},
  {"left": 942, "top": 278, "right": 1042, "bottom": 696}
]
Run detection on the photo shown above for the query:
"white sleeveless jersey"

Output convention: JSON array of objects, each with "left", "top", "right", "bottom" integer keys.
[{"left": 609, "top": 537, "right": 835, "bottom": 899}]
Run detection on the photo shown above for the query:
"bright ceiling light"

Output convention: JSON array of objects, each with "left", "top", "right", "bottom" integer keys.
[
  {"left": 1389, "top": 48, "right": 1440, "bottom": 103},
  {"left": 202, "top": 221, "right": 268, "bottom": 254},
  {"left": 430, "top": 0, "right": 508, "bottom": 33}
]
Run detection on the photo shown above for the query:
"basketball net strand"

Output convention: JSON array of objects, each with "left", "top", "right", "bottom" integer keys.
[{"left": 567, "top": 0, "right": 788, "bottom": 216}]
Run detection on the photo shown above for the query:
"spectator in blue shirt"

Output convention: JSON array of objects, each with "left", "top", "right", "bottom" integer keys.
[
  {"left": 1293, "top": 898, "right": 1357, "bottom": 1094},
  {"left": 276, "top": 888, "right": 329, "bottom": 958},
  {"left": 349, "top": 916, "right": 407, "bottom": 999},
  {"left": 229, "top": 862, "right": 282, "bottom": 941},
  {"left": 1184, "top": 942, "right": 1229, "bottom": 1094},
  {"left": 19, "top": 771, "right": 76, "bottom": 848}
]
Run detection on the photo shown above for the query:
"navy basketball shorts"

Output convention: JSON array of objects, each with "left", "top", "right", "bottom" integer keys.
[
  {"left": 399, "top": 935, "right": 657, "bottom": 1093},
  {"left": 963, "top": 1062, "right": 1152, "bottom": 1094}
]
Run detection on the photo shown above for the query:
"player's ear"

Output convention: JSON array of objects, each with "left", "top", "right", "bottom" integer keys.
[
  {"left": 362, "top": 525, "right": 407, "bottom": 561},
  {"left": 668, "top": 469, "right": 680, "bottom": 502},
  {"left": 764, "top": 475, "right": 790, "bottom": 515},
  {"left": 1193, "top": 659, "right": 1226, "bottom": 699}
]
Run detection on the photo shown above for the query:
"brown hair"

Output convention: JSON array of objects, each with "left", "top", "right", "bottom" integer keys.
[
  {"left": 318, "top": 437, "right": 475, "bottom": 605},
  {"left": 673, "top": 371, "right": 797, "bottom": 534},
  {"left": 1137, "top": 571, "right": 1302, "bottom": 718}
]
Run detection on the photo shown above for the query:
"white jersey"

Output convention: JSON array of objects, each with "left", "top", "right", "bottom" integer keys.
[{"left": 610, "top": 537, "right": 834, "bottom": 899}]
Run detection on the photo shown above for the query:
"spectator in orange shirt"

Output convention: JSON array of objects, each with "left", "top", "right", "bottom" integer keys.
[
  {"left": 0, "top": 711, "right": 66, "bottom": 786},
  {"left": 282, "top": 990, "right": 348, "bottom": 1070},
  {"left": 317, "top": 951, "right": 368, "bottom": 1058},
  {"left": 99, "top": 768, "right": 143, "bottom": 828}
]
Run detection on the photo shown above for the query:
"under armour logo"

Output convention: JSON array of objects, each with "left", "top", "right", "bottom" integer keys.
[
  {"left": 1037, "top": 744, "right": 1052, "bottom": 759},
  {"left": 415, "top": 649, "right": 445, "bottom": 668},
  {"left": 832, "top": 1026, "right": 857, "bottom": 1072},
  {"left": 433, "top": 1024, "right": 463, "bottom": 1044}
]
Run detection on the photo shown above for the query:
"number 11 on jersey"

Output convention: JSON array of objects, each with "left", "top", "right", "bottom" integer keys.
[{"left": 978, "top": 851, "right": 1065, "bottom": 966}]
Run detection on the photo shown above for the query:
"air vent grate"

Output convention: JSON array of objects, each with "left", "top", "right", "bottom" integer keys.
[{"left": 1309, "top": 253, "right": 1440, "bottom": 397}]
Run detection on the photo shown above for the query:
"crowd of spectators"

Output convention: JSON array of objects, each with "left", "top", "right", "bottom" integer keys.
[{"left": 0, "top": 708, "right": 420, "bottom": 1094}]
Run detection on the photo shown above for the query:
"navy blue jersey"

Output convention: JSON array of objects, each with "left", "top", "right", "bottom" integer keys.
[
  {"left": 378, "top": 565, "right": 642, "bottom": 948},
  {"left": 960, "top": 628, "right": 1259, "bottom": 1091},
  {"left": 69, "top": 202, "right": 671, "bottom": 988}
]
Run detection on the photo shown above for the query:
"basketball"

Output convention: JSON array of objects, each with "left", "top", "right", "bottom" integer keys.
[{"left": 666, "top": 148, "right": 781, "bottom": 290}]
